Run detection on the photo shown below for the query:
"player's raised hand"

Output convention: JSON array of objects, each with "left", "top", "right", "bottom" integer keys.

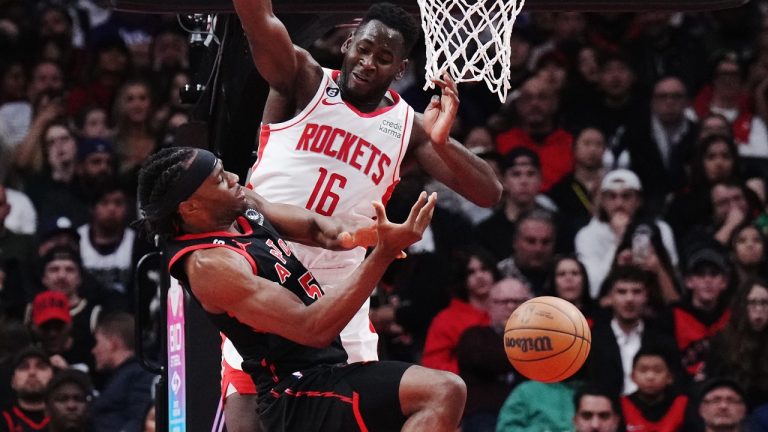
[
  {"left": 371, "top": 191, "right": 436, "bottom": 259},
  {"left": 422, "top": 72, "right": 459, "bottom": 146}
]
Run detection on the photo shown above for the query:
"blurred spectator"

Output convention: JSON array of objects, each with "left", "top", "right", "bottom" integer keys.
[
  {"left": 35, "top": 248, "right": 103, "bottom": 371},
  {"left": 456, "top": 277, "right": 532, "bottom": 432},
  {"left": 0, "top": 60, "right": 64, "bottom": 151},
  {"left": 621, "top": 347, "right": 688, "bottom": 432},
  {"left": 29, "top": 290, "right": 85, "bottom": 372},
  {"left": 704, "top": 278, "right": 768, "bottom": 409},
  {"left": 699, "top": 113, "right": 734, "bottom": 140},
  {"left": 21, "top": 121, "right": 91, "bottom": 228},
  {"left": 625, "top": 76, "right": 699, "bottom": 211},
  {"left": 696, "top": 378, "right": 749, "bottom": 432},
  {"left": 0, "top": 346, "right": 53, "bottom": 432},
  {"left": 612, "top": 221, "right": 682, "bottom": 310},
  {"left": 728, "top": 222, "right": 768, "bottom": 287},
  {"left": 496, "top": 379, "right": 580, "bottom": 432},
  {"left": 68, "top": 36, "right": 131, "bottom": 118},
  {"left": 666, "top": 134, "right": 744, "bottom": 241},
  {"left": 421, "top": 246, "right": 497, "bottom": 374},
  {"left": 153, "top": 70, "right": 189, "bottom": 132},
  {"left": 666, "top": 248, "right": 731, "bottom": 377},
  {"left": 576, "top": 169, "right": 678, "bottom": 298},
  {"left": 493, "top": 76, "right": 574, "bottom": 191},
  {"left": 72, "top": 106, "right": 111, "bottom": 140},
  {"left": 497, "top": 209, "right": 557, "bottom": 294},
  {"left": 547, "top": 126, "right": 606, "bottom": 243},
  {"left": 680, "top": 180, "right": 761, "bottom": 256},
  {"left": 694, "top": 51, "right": 768, "bottom": 158},
  {"left": 566, "top": 50, "right": 644, "bottom": 171},
  {"left": 74, "top": 138, "right": 116, "bottom": 207},
  {"left": 474, "top": 148, "right": 553, "bottom": 261},
  {"left": 78, "top": 181, "right": 142, "bottom": 307},
  {"left": 543, "top": 254, "right": 598, "bottom": 326},
  {"left": 90, "top": 312, "right": 154, "bottom": 432},
  {"left": 572, "top": 384, "right": 623, "bottom": 432},
  {"left": 150, "top": 25, "right": 188, "bottom": 73},
  {"left": 36, "top": 3, "right": 86, "bottom": 84},
  {"left": 0, "top": 319, "right": 34, "bottom": 409},
  {"left": 45, "top": 369, "right": 93, "bottom": 432},
  {"left": 587, "top": 265, "right": 681, "bottom": 397},
  {"left": 112, "top": 80, "right": 157, "bottom": 182}
]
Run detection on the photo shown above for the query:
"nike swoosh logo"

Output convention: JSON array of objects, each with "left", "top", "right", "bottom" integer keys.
[{"left": 321, "top": 98, "right": 345, "bottom": 106}]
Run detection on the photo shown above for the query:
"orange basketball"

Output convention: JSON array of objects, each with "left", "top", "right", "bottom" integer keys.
[{"left": 503, "top": 296, "right": 591, "bottom": 383}]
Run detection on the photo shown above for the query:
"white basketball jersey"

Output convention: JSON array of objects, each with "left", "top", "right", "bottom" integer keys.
[
  {"left": 77, "top": 224, "right": 135, "bottom": 293},
  {"left": 248, "top": 69, "right": 414, "bottom": 270}
]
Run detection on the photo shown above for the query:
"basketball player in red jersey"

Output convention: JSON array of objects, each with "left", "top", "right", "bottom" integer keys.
[
  {"left": 138, "top": 147, "right": 467, "bottom": 432},
  {"left": 223, "top": 1, "right": 503, "bottom": 429}
]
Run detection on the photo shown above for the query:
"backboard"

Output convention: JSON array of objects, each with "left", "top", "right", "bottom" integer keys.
[{"left": 111, "top": 0, "right": 749, "bottom": 14}]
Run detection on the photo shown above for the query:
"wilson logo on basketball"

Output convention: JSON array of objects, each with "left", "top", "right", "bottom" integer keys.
[{"left": 504, "top": 336, "right": 554, "bottom": 353}]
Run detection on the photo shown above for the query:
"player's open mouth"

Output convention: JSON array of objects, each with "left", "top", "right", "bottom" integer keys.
[
  {"left": 352, "top": 72, "right": 369, "bottom": 83},
  {"left": 235, "top": 187, "right": 245, "bottom": 200}
]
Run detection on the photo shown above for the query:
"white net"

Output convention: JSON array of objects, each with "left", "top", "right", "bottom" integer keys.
[{"left": 417, "top": 0, "right": 526, "bottom": 102}]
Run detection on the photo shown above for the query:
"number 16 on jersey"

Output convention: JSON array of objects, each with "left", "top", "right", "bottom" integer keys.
[{"left": 306, "top": 167, "right": 347, "bottom": 216}]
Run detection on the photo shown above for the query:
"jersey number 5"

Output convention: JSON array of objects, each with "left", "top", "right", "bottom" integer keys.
[
  {"left": 306, "top": 167, "right": 347, "bottom": 216},
  {"left": 299, "top": 272, "right": 323, "bottom": 299}
]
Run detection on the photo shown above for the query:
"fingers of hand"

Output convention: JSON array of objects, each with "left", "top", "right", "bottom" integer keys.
[
  {"left": 372, "top": 201, "right": 387, "bottom": 225},
  {"left": 414, "top": 192, "right": 437, "bottom": 231}
]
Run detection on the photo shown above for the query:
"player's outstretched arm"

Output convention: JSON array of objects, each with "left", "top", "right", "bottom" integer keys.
[
  {"left": 185, "top": 192, "right": 435, "bottom": 347},
  {"left": 231, "top": 0, "right": 319, "bottom": 95},
  {"left": 410, "top": 73, "right": 502, "bottom": 208},
  {"left": 244, "top": 188, "right": 377, "bottom": 250}
]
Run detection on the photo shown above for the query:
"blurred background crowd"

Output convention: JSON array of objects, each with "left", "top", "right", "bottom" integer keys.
[{"left": 1, "top": 0, "right": 768, "bottom": 431}]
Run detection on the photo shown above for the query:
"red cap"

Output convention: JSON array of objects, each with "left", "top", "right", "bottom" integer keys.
[{"left": 31, "top": 291, "right": 71, "bottom": 326}]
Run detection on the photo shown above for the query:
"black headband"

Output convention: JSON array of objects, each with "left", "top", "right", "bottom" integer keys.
[{"left": 143, "top": 149, "right": 217, "bottom": 219}]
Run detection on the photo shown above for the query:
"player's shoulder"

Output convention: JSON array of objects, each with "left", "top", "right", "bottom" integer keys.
[{"left": 187, "top": 246, "right": 249, "bottom": 274}]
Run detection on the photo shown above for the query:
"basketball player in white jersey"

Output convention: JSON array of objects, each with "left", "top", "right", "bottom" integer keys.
[{"left": 223, "top": 1, "right": 503, "bottom": 429}]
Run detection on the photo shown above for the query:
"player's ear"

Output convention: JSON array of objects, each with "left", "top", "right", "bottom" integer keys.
[
  {"left": 177, "top": 200, "right": 197, "bottom": 219},
  {"left": 395, "top": 59, "right": 408, "bottom": 81},
  {"left": 341, "top": 36, "right": 353, "bottom": 54}
]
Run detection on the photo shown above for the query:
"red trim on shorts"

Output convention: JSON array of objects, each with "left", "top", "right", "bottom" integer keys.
[
  {"left": 221, "top": 362, "right": 257, "bottom": 397},
  {"left": 282, "top": 388, "right": 353, "bottom": 404},
  {"left": 352, "top": 392, "right": 369, "bottom": 432}
]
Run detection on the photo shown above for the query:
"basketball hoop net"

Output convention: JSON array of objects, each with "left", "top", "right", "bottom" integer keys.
[{"left": 417, "top": 0, "right": 526, "bottom": 102}]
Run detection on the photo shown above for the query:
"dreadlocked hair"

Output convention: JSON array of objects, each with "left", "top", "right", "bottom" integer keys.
[{"left": 135, "top": 147, "right": 196, "bottom": 242}]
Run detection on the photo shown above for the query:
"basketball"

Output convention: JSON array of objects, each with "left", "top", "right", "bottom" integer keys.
[{"left": 503, "top": 296, "right": 591, "bottom": 383}]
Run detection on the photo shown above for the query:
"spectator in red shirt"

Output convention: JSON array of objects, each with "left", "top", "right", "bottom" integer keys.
[
  {"left": 421, "top": 246, "right": 498, "bottom": 374},
  {"left": 494, "top": 76, "right": 573, "bottom": 191}
]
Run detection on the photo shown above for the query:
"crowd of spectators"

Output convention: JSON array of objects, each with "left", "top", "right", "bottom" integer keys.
[{"left": 1, "top": 1, "right": 768, "bottom": 431}]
